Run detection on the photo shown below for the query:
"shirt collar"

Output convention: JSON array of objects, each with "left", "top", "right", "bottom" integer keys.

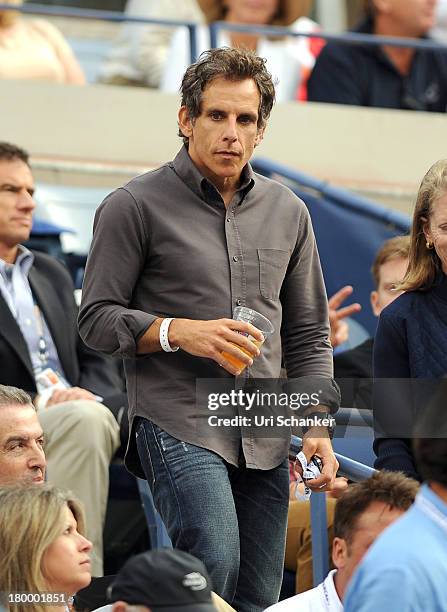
[
  {"left": 0, "top": 245, "right": 34, "bottom": 280},
  {"left": 321, "top": 569, "right": 343, "bottom": 611},
  {"left": 171, "top": 145, "right": 255, "bottom": 206},
  {"left": 324, "top": 569, "right": 343, "bottom": 612}
]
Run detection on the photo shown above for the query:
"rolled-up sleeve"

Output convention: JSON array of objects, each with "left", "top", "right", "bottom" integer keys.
[{"left": 78, "top": 187, "right": 156, "bottom": 358}]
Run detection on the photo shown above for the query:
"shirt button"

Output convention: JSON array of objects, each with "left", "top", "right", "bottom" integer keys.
[
  {"left": 236, "top": 299, "right": 242, "bottom": 306},
  {"left": 233, "top": 256, "right": 239, "bottom": 262},
  {"left": 226, "top": 218, "right": 231, "bottom": 223}
]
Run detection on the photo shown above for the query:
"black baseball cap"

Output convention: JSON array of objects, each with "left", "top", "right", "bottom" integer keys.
[{"left": 107, "top": 549, "right": 217, "bottom": 611}]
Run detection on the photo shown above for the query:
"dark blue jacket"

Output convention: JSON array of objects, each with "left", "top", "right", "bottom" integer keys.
[{"left": 373, "top": 273, "right": 447, "bottom": 479}]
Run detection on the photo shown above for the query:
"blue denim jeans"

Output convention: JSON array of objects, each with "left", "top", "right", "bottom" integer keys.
[{"left": 136, "top": 418, "right": 290, "bottom": 612}]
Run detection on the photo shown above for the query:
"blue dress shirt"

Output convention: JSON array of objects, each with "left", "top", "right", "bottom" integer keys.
[{"left": 0, "top": 246, "right": 68, "bottom": 385}]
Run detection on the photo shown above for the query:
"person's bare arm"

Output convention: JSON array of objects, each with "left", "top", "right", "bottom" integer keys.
[{"left": 35, "top": 20, "right": 86, "bottom": 84}]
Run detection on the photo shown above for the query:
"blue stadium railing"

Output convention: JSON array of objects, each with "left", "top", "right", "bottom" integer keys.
[
  {"left": 1, "top": 1, "right": 446, "bottom": 70},
  {"left": 209, "top": 20, "right": 447, "bottom": 51},
  {"left": 252, "top": 158, "right": 410, "bottom": 230}
]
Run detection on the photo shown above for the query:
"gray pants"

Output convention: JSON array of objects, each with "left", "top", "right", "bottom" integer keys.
[{"left": 39, "top": 399, "right": 120, "bottom": 576}]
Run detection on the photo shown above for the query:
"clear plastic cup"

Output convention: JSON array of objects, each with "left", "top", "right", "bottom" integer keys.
[{"left": 221, "top": 307, "right": 274, "bottom": 372}]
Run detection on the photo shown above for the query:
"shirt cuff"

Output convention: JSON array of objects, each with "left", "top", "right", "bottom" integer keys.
[
  {"left": 283, "top": 376, "right": 341, "bottom": 414},
  {"left": 116, "top": 311, "right": 157, "bottom": 358}
]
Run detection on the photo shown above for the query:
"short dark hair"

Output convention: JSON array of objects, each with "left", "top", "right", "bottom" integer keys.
[
  {"left": 179, "top": 47, "right": 276, "bottom": 144},
  {"left": 413, "top": 379, "right": 447, "bottom": 487},
  {"left": 0, "top": 142, "right": 29, "bottom": 165},
  {"left": 371, "top": 235, "right": 410, "bottom": 288},
  {"left": 0, "top": 385, "right": 33, "bottom": 409},
  {"left": 334, "top": 471, "right": 419, "bottom": 544}
]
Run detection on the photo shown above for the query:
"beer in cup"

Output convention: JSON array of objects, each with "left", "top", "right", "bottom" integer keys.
[{"left": 222, "top": 306, "right": 274, "bottom": 372}]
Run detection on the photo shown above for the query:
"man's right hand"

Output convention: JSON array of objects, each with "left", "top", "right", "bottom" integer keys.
[
  {"left": 169, "top": 318, "right": 263, "bottom": 375},
  {"left": 47, "top": 387, "right": 98, "bottom": 406}
]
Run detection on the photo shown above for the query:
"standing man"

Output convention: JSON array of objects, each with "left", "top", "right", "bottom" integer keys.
[{"left": 79, "top": 48, "right": 339, "bottom": 611}]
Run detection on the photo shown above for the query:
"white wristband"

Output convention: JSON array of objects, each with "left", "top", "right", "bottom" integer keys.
[{"left": 159, "top": 318, "right": 179, "bottom": 352}]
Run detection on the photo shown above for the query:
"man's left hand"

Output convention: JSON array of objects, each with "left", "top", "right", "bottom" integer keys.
[{"left": 294, "top": 430, "right": 339, "bottom": 491}]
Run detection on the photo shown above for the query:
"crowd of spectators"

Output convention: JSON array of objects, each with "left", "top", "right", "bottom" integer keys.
[
  {"left": 2, "top": 375, "right": 447, "bottom": 610},
  {"left": 98, "top": 0, "right": 447, "bottom": 111},
  {"left": 3, "top": 0, "right": 447, "bottom": 114},
  {"left": 0, "top": 142, "right": 126, "bottom": 575}
]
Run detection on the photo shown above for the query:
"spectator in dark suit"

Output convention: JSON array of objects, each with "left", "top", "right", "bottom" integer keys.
[
  {"left": 308, "top": 0, "right": 447, "bottom": 112},
  {"left": 334, "top": 235, "right": 410, "bottom": 409},
  {"left": 0, "top": 142, "right": 121, "bottom": 576}
]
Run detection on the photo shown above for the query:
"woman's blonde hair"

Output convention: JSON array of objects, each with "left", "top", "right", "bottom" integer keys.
[
  {"left": 0, "top": 0, "right": 22, "bottom": 28},
  {"left": 0, "top": 485, "right": 86, "bottom": 612},
  {"left": 398, "top": 159, "right": 447, "bottom": 292}
]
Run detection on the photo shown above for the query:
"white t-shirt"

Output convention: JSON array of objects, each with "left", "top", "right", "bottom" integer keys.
[
  {"left": 265, "top": 570, "right": 343, "bottom": 612},
  {"left": 160, "top": 18, "right": 320, "bottom": 103}
]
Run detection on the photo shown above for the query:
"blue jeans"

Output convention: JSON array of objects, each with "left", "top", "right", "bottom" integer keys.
[{"left": 136, "top": 418, "right": 290, "bottom": 612}]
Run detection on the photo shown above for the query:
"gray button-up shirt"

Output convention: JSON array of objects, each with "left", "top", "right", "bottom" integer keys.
[{"left": 79, "top": 146, "right": 337, "bottom": 476}]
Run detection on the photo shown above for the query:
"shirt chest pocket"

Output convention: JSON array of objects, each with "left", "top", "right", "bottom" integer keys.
[{"left": 257, "top": 248, "right": 290, "bottom": 301}]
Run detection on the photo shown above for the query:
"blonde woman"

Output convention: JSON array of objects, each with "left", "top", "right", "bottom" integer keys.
[
  {"left": 373, "top": 159, "right": 447, "bottom": 480},
  {"left": 0, "top": 485, "right": 92, "bottom": 611},
  {"left": 0, "top": 0, "right": 85, "bottom": 84}
]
